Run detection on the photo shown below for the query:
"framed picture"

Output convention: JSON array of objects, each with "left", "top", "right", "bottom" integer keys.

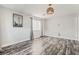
[{"left": 13, "top": 13, "right": 23, "bottom": 27}]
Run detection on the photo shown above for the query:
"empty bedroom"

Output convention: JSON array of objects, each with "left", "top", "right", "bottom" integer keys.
[{"left": 0, "top": 4, "right": 79, "bottom": 55}]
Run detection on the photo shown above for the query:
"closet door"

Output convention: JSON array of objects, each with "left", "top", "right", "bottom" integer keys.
[{"left": 33, "top": 19, "right": 41, "bottom": 38}]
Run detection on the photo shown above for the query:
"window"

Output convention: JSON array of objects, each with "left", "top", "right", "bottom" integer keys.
[
  {"left": 32, "top": 19, "right": 41, "bottom": 38},
  {"left": 33, "top": 20, "right": 41, "bottom": 30}
]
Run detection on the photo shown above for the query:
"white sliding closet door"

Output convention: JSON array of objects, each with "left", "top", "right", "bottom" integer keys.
[{"left": 33, "top": 19, "right": 41, "bottom": 38}]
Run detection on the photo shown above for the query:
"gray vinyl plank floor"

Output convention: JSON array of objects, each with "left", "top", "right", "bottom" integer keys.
[{"left": 1, "top": 36, "right": 79, "bottom": 55}]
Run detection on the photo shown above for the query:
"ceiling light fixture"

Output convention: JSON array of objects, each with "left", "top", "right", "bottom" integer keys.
[{"left": 47, "top": 4, "right": 54, "bottom": 15}]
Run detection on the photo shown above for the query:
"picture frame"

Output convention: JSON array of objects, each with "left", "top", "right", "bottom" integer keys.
[{"left": 13, "top": 13, "right": 23, "bottom": 27}]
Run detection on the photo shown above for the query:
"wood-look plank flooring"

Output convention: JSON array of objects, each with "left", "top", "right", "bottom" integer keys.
[{"left": 1, "top": 36, "right": 79, "bottom": 55}]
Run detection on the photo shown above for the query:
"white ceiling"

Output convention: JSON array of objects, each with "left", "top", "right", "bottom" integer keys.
[{"left": 1, "top": 4, "right": 79, "bottom": 18}]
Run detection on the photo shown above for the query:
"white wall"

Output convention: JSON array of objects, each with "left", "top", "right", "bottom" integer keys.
[
  {"left": 0, "top": 7, "right": 2, "bottom": 49},
  {"left": 74, "top": 15, "right": 78, "bottom": 40},
  {"left": 75, "top": 13, "right": 79, "bottom": 41},
  {"left": 44, "top": 15, "right": 77, "bottom": 40},
  {"left": 78, "top": 14, "right": 79, "bottom": 40},
  {"left": 0, "top": 6, "right": 31, "bottom": 47}
]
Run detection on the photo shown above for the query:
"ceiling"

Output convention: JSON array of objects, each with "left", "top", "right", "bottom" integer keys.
[{"left": 1, "top": 4, "right": 79, "bottom": 18}]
